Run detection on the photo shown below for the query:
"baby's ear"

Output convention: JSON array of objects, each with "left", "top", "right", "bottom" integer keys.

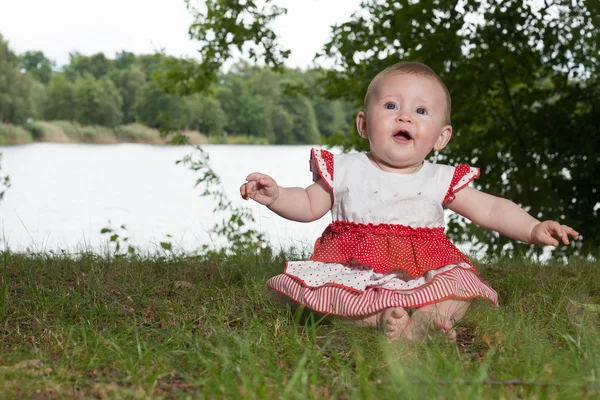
[
  {"left": 356, "top": 111, "right": 368, "bottom": 138},
  {"left": 433, "top": 125, "right": 452, "bottom": 151}
]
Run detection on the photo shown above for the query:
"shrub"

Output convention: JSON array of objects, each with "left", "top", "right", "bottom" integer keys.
[
  {"left": 0, "top": 124, "right": 33, "bottom": 144},
  {"left": 23, "top": 122, "right": 44, "bottom": 140},
  {"left": 114, "top": 124, "right": 161, "bottom": 143},
  {"left": 50, "top": 120, "right": 84, "bottom": 140}
]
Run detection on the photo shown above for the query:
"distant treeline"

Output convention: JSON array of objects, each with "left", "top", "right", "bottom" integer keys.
[{"left": 0, "top": 33, "right": 356, "bottom": 145}]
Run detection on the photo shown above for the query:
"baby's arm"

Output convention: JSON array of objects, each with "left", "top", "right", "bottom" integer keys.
[
  {"left": 447, "top": 187, "right": 579, "bottom": 246},
  {"left": 240, "top": 172, "right": 333, "bottom": 223}
]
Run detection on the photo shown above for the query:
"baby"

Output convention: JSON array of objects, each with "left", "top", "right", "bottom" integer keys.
[{"left": 240, "top": 61, "right": 578, "bottom": 341}]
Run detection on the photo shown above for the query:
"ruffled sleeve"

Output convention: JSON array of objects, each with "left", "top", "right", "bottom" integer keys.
[
  {"left": 442, "top": 164, "right": 480, "bottom": 204},
  {"left": 310, "top": 148, "right": 334, "bottom": 190}
]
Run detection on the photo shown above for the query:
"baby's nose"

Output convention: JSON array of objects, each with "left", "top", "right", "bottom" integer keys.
[{"left": 397, "top": 113, "right": 413, "bottom": 123}]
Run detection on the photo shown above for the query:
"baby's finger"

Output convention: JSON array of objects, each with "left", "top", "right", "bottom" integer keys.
[
  {"left": 564, "top": 225, "right": 579, "bottom": 239},
  {"left": 240, "top": 182, "right": 254, "bottom": 200},
  {"left": 244, "top": 181, "right": 258, "bottom": 199},
  {"left": 559, "top": 229, "right": 570, "bottom": 245},
  {"left": 539, "top": 229, "right": 560, "bottom": 246},
  {"left": 547, "top": 235, "right": 560, "bottom": 247},
  {"left": 246, "top": 172, "right": 267, "bottom": 182},
  {"left": 258, "top": 176, "right": 275, "bottom": 188}
]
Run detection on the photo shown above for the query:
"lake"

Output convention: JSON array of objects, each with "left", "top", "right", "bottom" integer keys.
[{"left": 0, "top": 143, "right": 332, "bottom": 254}]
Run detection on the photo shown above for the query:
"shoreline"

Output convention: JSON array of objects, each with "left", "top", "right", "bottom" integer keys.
[{"left": 0, "top": 121, "right": 300, "bottom": 146}]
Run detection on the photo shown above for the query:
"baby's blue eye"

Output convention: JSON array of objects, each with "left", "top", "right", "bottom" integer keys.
[
  {"left": 416, "top": 107, "right": 427, "bottom": 115},
  {"left": 385, "top": 103, "right": 397, "bottom": 110}
]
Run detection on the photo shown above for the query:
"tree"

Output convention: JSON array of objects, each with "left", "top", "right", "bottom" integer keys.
[
  {"left": 173, "top": 0, "right": 599, "bottom": 257},
  {"left": 271, "top": 105, "right": 294, "bottom": 144},
  {"left": 216, "top": 72, "right": 273, "bottom": 139},
  {"left": 19, "top": 51, "right": 53, "bottom": 84},
  {"left": 114, "top": 51, "right": 137, "bottom": 70},
  {"left": 136, "top": 80, "right": 188, "bottom": 130},
  {"left": 187, "top": 95, "right": 226, "bottom": 136},
  {"left": 74, "top": 74, "right": 123, "bottom": 126},
  {"left": 5, "top": 73, "right": 46, "bottom": 123},
  {"left": 110, "top": 67, "right": 147, "bottom": 124},
  {"left": 280, "top": 95, "right": 320, "bottom": 144},
  {"left": 313, "top": 98, "right": 348, "bottom": 138},
  {"left": 0, "top": 34, "right": 19, "bottom": 123},
  {"left": 65, "top": 52, "right": 113, "bottom": 80},
  {"left": 44, "top": 73, "right": 76, "bottom": 121},
  {"left": 157, "top": 0, "right": 289, "bottom": 95}
]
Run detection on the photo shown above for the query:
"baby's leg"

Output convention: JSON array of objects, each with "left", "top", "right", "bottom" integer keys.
[
  {"left": 405, "top": 298, "right": 472, "bottom": 341},
  {"left": 269, "top": 289, "right": 330, "bottom": 322},
  {"left": 353, "top": 308, "right": 411, "bottom": 341}
]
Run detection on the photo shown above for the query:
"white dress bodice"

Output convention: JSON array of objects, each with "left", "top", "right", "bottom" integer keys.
[{"left": 330, "top": 153, "right": 455, "bottom": 228}]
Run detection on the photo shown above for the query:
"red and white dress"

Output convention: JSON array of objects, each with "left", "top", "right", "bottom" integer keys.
[{"left": 267, "top": 149, "right": 498, "bottom": 317}]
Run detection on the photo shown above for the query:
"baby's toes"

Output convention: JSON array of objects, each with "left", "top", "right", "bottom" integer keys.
[
  {"left": 433, "top": 319, "right": 457, "bottom": 342},
  {"left": 379, "top": 308, "right": 410, "bottom": 341}
]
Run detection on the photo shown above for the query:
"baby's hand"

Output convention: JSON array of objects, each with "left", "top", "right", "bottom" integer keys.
[
  {"left": 240, "top": 173, "right": 280, "bottom": 206},
  {"left": 530, "top": 221, "right": 579, "bottom": 246}
]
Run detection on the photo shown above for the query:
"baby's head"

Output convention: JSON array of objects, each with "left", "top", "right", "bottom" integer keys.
[
  {"left": 363, "top": 62, "right": 451, "bottom": 125},
  {"left": 357, "top": 61, "right": 453, "bottom": 172}
]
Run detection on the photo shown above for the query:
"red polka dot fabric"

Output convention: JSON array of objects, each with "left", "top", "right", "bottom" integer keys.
[
  {"left": 443, "top": 164, "right": 480, "bottom": 204},
  {"left": 310, "top": 148, "right": 334, "bottom": 189},
  {"left": 309, "top": 221, "right": 473, "bottom": 277}
]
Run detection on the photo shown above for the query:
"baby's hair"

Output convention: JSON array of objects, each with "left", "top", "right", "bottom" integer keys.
[{"left": 363, "top": 61, "right": 452, "bottom": 125}]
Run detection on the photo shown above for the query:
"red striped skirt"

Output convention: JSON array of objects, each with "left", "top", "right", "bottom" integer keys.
[{"left": 266, "top": 262, "right": 497, "bottom": 317}]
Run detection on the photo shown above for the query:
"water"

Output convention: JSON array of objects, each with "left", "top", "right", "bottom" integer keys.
[{"left": 0, "top": 143, "right": 332, "bottom": 253}]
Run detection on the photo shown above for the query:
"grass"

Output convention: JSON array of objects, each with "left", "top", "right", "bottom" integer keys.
[
  {"left": 0, "top": 124, "right": 33, "bottom": 145},
  {"left": 207, "top": 135, "right": 271, "bottom": 145},
  {"left": 0, "top": 121, "right": 208, "bottom": 146},
  {"left": 0, "top": 249, "right": 599, "bottom": 399}
]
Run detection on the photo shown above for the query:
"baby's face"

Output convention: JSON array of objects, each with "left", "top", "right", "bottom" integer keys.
[{"left": 358, "top": 72, "right": 451, "bottom": 172}]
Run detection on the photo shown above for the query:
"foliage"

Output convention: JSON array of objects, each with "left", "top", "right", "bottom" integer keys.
[
  {"left": 19, "top": 50, "right": 53, "bottom": 84},
  {"left": 44, "top": 73, "right": 76, "bottom": 121},
  {"left": 74, "top": 74, "right": 123, "bottom": 127},
  {"left": 110, "top": 66, "right": 146, "bottom": 124},
  {"left": 0, "top": 121, "right": 192, "bottom": 145},
  {"left": 157, "top": 0, "right": 290, "bottom": 95},
  {"left": 0, "top": 32, "right": 355, "bottom": 143},
  {"left": 0, "top": 124, "right": 32, "bottom": 144},
  {"left": 100, "top": 223, "right": 137, "bottom": 257},
  {"left": 176, "top": 146, "right": 266, "bottom": 255},
  {"left": 136, "top": 80, "right": 189, "bottom": 130},
  {"left": 0, "top": 153, "right": 10, "bottom": 202},
  {"left": 178, "top": 0, "right": 599, "bottom": 257},
  {"left": 0, "top": 33, "right": 38, "bottom": 124}
]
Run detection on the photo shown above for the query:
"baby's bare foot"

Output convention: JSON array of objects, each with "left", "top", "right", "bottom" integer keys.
[
  {"left": 377, "top": 307, "right": 410, "bottom": 341},
  {"left": 406, "top": 313, "right": 457, "bottom": 342}
]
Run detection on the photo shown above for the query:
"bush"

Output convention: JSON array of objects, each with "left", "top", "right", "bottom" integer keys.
[
  {"left": 35, "top": 121, "right": 70, "bottom": 142},
  {"left": 114, "top": 124, "right": 161, "bottom": 143},
  {"left": 50, "top": 120, "right": 84, "bottom": 140},
  {"left": 80, "top": 125, "right": 117, "bottom": 143},
  {"left": 0, "top": 124, "right": 33, "bottom": 144},
  {"left": 207, "top": 135, "right": 269, "bottom": 145},
  {"left": 23, "top": 122, "right": 44, "bottom": 140}
]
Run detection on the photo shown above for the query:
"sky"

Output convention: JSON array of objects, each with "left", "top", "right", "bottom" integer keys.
[{"left": 0, "top": 0, "right": 363, "bottom": 69}]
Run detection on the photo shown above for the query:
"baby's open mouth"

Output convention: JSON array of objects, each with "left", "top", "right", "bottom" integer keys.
[{"left": 394, "top": 130, "right": 412, "bottom": 140}]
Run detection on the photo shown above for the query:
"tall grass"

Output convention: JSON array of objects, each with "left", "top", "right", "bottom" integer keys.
[
  {"left": 0, "top": 124, "right": 33, "bottom": 144},
  {"left": 208, "top": 135, "right": 271, "bottom": 145},
  {"left": 0, "top": 249, "right": 598, "bottom": 398},
  {"left": 0, "top": 121, "right": 209, "bottom": 146}
]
